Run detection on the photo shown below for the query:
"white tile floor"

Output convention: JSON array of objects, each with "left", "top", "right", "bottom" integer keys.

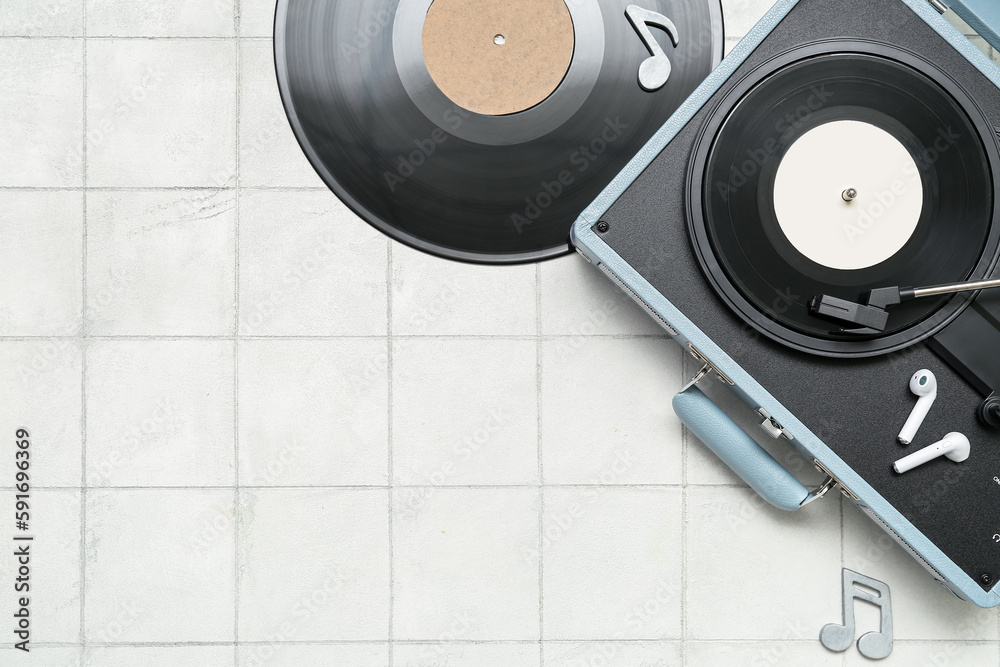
[{"left": 0, "top": 1, "right": 998, "bottom": 665}]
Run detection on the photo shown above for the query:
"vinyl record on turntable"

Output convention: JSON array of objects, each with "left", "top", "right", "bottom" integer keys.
[
  {"left": 687, "top": 42, "right": 1000, "bottom": 357},
  {"left": 274, "top": 0, "right": 723, "bottom": 263}
]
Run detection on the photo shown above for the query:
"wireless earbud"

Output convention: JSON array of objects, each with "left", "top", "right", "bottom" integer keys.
[
  {"left": 893, "top": 432, "right": 970, "bottom": 474},
  {"left": 897, "top": 370, "right": 937, "bottom": 445}
]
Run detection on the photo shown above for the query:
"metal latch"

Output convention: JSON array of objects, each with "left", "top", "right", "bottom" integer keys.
[
  {"left": 687, "top": 344, "right": 734, "bottom": 385},
  {"left": 756, "top": 407, "right": 793, "bottom": 440},
  {"left": 814, "top": 459, "right": 860, "bottom": 502}
]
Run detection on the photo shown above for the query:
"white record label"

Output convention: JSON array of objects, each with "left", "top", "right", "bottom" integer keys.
[{"left": 772, "top": 120, "right": 923, "bottom": 271}]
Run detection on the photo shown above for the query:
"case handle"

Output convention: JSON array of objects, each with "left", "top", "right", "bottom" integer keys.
[{"left": 672, "top": 385, "right": 812, "bottom": 511}]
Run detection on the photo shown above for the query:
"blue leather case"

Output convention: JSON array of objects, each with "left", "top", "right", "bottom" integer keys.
[{"left": 572, "top": 0, "right": 1000, "bottom": 607}]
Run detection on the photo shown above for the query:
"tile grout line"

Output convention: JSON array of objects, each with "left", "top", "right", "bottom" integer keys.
[
  {"left": 0, "top": 483, "right": 699, "bottom": 490},
  {"left": 680, "top": 352, "right": 688, "bottom": 667},
  {"left": 840, "top": 495, "right": 847, "bottom": 667},
  {"left": 387, "top": 239, "right": 395, "bottom": 667},
  {"left": 839, "top": 494, "right": 844, "bottom": 566},
  {"left": 536, "top": 262, "right": 544, "bottom": 664},
  {"left": 79, "top": 0, "right": 88, "bottom": 656},
  {"left": 0, "top": 35, "right": 247, "bottom": 40},
  {"left": 234, "top": 1, "right": 243, "bottom": 662},
  {"left": 0, "top": 334, "right": 673, "bottom": 342},
  {"left": 0, "top": 186, "right": 330, "bottom": 192},
  {"left": 23, "top": 638, "right": 1000, "bottom": 647}
]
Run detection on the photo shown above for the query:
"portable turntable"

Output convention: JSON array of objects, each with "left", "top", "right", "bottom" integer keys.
[{"left": 572, "top": 0, "right": 1000, "bottom": 606}]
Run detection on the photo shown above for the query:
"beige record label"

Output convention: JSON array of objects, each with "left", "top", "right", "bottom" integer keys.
[{"left": 422, "top": 0, "right": 575, "bottom": 116}]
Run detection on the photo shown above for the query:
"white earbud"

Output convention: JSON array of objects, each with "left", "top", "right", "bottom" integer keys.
[
  {"left": 897, "top": 369, "right": 937, "bottom": 445},
  {"left": 893, "top": 432, "right": 970, "bottom": 474}
]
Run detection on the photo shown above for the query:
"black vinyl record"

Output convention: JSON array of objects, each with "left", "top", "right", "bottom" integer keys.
[
  {"left": 688, "top": 41, "right": 1000, "bottom": 357},
  {"left": 275, "top": 0, "right": 723, "bottom": 264}
]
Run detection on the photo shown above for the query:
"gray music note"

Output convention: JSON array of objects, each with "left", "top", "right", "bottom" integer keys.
[
  {"left": 820, "top": 568, "right": 894, "bottom": 660},
  {"left": 625, "top": 4, "right": 680, "bottom": 92}
]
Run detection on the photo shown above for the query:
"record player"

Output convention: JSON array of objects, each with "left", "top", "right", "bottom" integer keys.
[{"left": 572, "top": 0, "right": 1000, "bottom": 606}]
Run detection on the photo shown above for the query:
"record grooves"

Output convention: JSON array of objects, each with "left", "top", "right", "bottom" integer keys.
[{"left": 274, "top": 0, "right": 723, "bottom": 263}]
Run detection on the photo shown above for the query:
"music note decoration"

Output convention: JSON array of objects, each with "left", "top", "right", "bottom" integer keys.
[
  {"left": 820, "top": 568, "right": 894, "bottom": 660},
  {"left": 625, "top": 4, "right": 680, "bottom": 92}
]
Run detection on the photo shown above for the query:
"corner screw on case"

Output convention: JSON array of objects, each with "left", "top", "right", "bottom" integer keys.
[
  {"left": 981, "top": 573, "right": 993, "bottom": 586},
  {"left": 596, "top": 221, "right": 610, "bottom": 233}
]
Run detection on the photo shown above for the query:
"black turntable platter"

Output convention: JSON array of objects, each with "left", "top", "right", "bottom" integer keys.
[
  {"left": 687, "top": 42, "right": 1000, "bottom": 356},
  {"left": 274, "top": 0, "right": 724, "bottom": 264}
]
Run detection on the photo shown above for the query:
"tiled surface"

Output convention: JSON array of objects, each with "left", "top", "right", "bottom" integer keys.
[
  {"left": 238, "top": 489, "right": 391, "bottom": 641},
  {"left": 85, "top": 340, "right": 235, "bottom": 487},
  {"left": 238, "top": 339, "right": 389, "bottom": 486},
  {"left": 392, "top": 488, "right": 540, "bottom": 641},
  {"left": 85, "top": 40, "right": 237, "bottom": 187},
  {"left": 0, "top": 191, "right": 83, "bottom": 335},
  {"left": 0, "top": 1, "right": 83, "bottom": 36},
  {"left": 395, "top": 643, "right": 540, "bottom": 667},
  {"left": 392, "top": 338, "right": 538, "bottom": 486},
  {"left": 86, "top": 190, "right": 236, "bottom": 336},
  {"left": 0, "top": 40, "right": 83, "bottom": 186},
  {"left": 0, "top": 1, "right": 998, "bottom": 666},
  {"left": 238, "top": 40, "right": 325, "bottom": 188},
  {"left": 84, "top": 489, "right": 237, "bottom": 643},
  {"left": 85, "top": 0, "right": 236, "bottom": 37},
  {"left": 238, "top": 190, "right": 388, "bottom": 336}
]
